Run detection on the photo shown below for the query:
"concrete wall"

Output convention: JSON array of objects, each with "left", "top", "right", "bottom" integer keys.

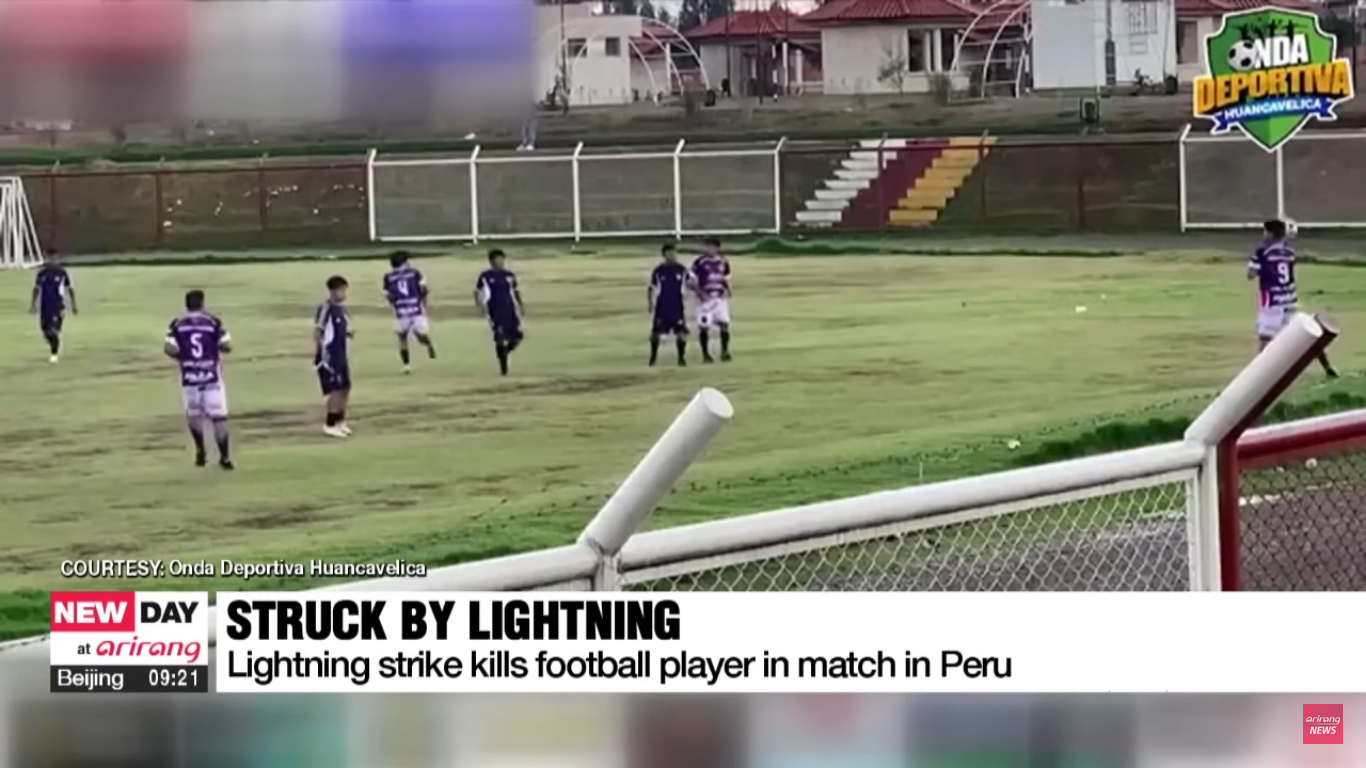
[{"left": 821, "top": 25, "right": 960, "bottom": 95}]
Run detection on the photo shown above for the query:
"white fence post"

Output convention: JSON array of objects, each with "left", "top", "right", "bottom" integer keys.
[
  {"left": 578, "top": 388, "right": 734, "bottom": 572},
  {"left": 1274, "top": 144, "right": 1286, "bottom": 221},
  {"left": 672, "top": 138, "right": 686, "bottom": 240},
  {"left": 571, "top": 141, "right": 584, "bottom": 242},
  {"left": 469, "top": 145, "right": 482, "bottom": 244},
  {"left": 365, "top": 148, "right": 378, "bottom": 241},
  {"left": 772, "top": 136, "right": 787, "bottom": 234},
  {"left": 1176, "top": 124, "right": 1190, "bottom": 233}
]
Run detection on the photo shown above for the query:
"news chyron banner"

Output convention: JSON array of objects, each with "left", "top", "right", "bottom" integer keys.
[
  {"left": 216, "top": 592, "right": 1366, "bottom": 694},
  {"left": 50, "top": 591, "right": 210, "bottom": 694}
]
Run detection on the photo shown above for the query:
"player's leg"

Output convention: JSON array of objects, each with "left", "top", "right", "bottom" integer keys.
[
  {"left": 183, "top": 388, "right": 208, "bottom": 465},
  {"left": 674, "top": 323, "right": 689, "bottom": 366},
  {"left": 715, "top": 300, "right": 732, "bottom": 361},
  {"left": 413, "top": 315, "right": 436, "bottom": 359},
  {"left": 649, "top": 317, "right": 663, "bottom": 366},
  {"left": 320, "top": 370, "right": 348, "bottom": 437},
  {"left": 1317, "top": 351, "right": 1339, "bottom": 377},
  {"left": 205, "top": 384, "right": 233, "bottom": 469},
  {"left": 395, "top": 318, "right": 412, "bottom": 372},
  {"left": 41, "top": 313, "right": 62, "bottom": 362},
  {"left": 696, "top": 302, "right": 715, "bottom": 363},
  {"left": 493, "top": 326, "right": 511, "bottom": 376},
  {"left": 336, "top": 368, "right": 353, "bottom": 434}
]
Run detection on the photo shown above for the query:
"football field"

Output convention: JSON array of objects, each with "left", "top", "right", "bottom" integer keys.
[{"left": 2, "top": 249, "right": 1365, "bottom": 638}]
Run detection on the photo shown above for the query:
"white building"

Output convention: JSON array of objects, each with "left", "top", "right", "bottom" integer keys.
[
  {"left": 803, "top": 0, "right": 978, "bottom": 95},
  {"left": 535, "top": 1, "right": 694, "bottom": 105},
  {"left": 1031, "top": 0, "right": 1178, "bottom": 89}
]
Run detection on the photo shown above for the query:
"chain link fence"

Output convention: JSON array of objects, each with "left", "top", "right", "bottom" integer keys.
[
  {"left": 623, "top": 478, "right": 1192, "bottom": 592},
  {"left": 369, "top": 143, "right": 781, "bottom": 241},
  {"left": 1236, "top": 451, "right": 1366, "bottom": 590},
  {"left": 1180, "top": 135, "right": 1276, "bottom": 228}
]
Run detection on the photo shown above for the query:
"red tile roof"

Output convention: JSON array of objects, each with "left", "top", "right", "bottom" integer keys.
[
  {"left": 684, "top": 10, "right": 820, "bottom": 40},
  {"left": 1176, "top": 0, "right": 1316, "bottom": 16},
  {"left": 803, "top": 0, "right": 977, "bottom": 24}
]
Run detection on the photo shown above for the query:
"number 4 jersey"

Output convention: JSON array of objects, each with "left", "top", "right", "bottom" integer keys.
[{"left": 167, "top": 311, "right": 230, "bottom": 387}]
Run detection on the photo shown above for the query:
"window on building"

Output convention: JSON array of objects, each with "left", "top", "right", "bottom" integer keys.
[
  {"left": 1176, "top": 21, "right": 1200, "bottom": 65},
  {"left": 567, "top": 37, "right": 587, "bottom": 57},
  {"left": 939, "top": 29, "right": 959, "bottom": 71},
  {"left": 907, "top": 30, "right": 927, "bottom": 72},
  {"left": 604, "top": 37, "right": 622, "bottom": 56}
]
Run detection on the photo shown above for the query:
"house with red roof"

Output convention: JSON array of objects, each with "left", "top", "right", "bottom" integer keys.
[
  {"left": 683, "top": 10, "right": 824, "bottom": 96},
  {"left": 802, "top": 0, "right": 982, "bottom": 95}
]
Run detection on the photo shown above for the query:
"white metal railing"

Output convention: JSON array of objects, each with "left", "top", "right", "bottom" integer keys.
[
  {"left": 1178, "top": 126, "right": 1366, "bottom": 231},
  {"left": 366, "top": 138, "right": 787, "bottom": 243},
  {"left": 0, "top": 315, "right": 1333, "bottom": 658}
]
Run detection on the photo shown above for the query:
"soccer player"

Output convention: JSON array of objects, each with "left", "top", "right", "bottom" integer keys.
[
  {"left": 690, "top": 237, "right": 732, "bottom": 363},
  {"left": 1250, "top": 218, "right": 1337, "bottom": 377},
  {"left": 315, "top": 275, "right": 354, "bottom": 438},
  {"left": 29, "top": 248, "right": 77, "bottom": 363},
  {"left": 163, "top": 290, "right": 233, "bottom": 469},
  {"left": 383, "top": 250, "right": 436, "bottom": 373},
  {"left": 474, "top": 249, "right": 525, "bottom": 376},
  {"left": 648, "top": 243, "right": 689, "bottom": 366}
]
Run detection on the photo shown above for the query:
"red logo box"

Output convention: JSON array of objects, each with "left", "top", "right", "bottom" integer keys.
[
  {"left": 50, "top": 591, "right": 135, "bottom": 633},
  {"left": 1304, "top": 704, "right": 1344, "bottom": 745}
]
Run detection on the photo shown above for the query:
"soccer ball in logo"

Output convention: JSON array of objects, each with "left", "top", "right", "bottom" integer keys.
[{"left": 1227, "top": 40, "right": 1258, "bottom": 71}]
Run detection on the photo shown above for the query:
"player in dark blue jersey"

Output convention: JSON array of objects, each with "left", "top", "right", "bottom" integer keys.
[
  {"left": 1249, "top": 219, "right": 1336, "bottom": 376},
  {"left": 28, "top": 248, "right": 77, "bottom": 363},
  {"left": 383, "top": 250, "right": 436, "bottom": 373},
  {"left": 648, "top": 243, "right": 689, "bottom": 367},
  {"left": 164, "top": 290, "right": 234, "bottom": 469},
  {"left": 474, "top": 249, "right": 525, "bottom": 376},
  {"left": 315, "top": 275, "right": 354, "bottom": 438}
]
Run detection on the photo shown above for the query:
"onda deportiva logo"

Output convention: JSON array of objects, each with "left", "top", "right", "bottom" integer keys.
[
  {"left": 50, "top": 591, "right": 209, "bottom": 665},
  {"left": 1192, "top": 6, "right": 1354, "bottom": 152},
  {"left": 1303, "top": 703, "right": 1344, "bottom": 745}
]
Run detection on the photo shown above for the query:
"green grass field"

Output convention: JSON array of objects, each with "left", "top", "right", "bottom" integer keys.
[{"left": 3, "top": 248, "right": 1366, "bottom": 639}]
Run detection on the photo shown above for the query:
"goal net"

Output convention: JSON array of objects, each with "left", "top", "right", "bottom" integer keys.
[{"left": 0, "top": 177, "right": 42, "bottom": 268}]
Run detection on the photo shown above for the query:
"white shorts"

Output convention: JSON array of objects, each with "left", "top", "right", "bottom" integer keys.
[
  {"left": 1256, "top": 305, "right": 1297, "bottom": 339},
  {"left": 395, "top": 314, "right": 430, "bottom": 337},
  {"left": 182, "top": 382, "right": 228, "bottom": 419},
  {"left": 697, "top": 297, "right": 731, "bottom": 328}
]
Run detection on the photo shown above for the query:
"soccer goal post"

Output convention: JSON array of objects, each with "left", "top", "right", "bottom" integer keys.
[{"left": 0, "top": 177, "right": 43, "bottom": 269}]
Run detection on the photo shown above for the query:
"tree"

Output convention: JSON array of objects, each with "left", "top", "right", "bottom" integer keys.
[
  {"left": 679, "top": 0, "right": 704, "bottom": 29},
  {"left": 638, "top": 0, "right": 657, "bottom": 20},
  {"left": 876, "top": 45, "right": 908, "bottom": 94},
  {"left": 679, "top": 0, "right": 733, "bottom": 29}
]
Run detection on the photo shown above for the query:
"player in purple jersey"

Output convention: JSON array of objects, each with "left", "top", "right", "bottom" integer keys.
[
  {"left": 315, "top": 276, "right": 355, "bottom": 438},
  {"left": 383, "top": 251, "right": 437, "bottom": 373},
  {"left": 29, "top": 248, "right": 77, "bottom": 363},
  {"left": 1248, "top": 219, "right": 1337, "bottom": 376},
  {"left": 648, "top": 243, "right": 690, "bottom": 367},
  {"left": 689, "top": 237, "right": 732, "bottom": 363},
  {"left": 163, "top": 290, "right": 234, "bottom": 469},
  {"left": 474, "top": 249, "right": 525, "bottom": 376}
]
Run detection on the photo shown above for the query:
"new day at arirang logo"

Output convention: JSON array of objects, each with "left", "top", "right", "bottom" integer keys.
[{"left": 1193, "top": 6, "right": 1355, "bottom": 152}]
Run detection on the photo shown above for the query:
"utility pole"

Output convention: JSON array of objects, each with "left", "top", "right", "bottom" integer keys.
[{"left": 1104, "top": 0, "right": 1117, "bottom": 87}]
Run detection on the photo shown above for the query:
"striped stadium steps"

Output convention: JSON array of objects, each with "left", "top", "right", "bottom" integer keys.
[{"left": 888, "top": 136, "right": 996, "bottom": 228}]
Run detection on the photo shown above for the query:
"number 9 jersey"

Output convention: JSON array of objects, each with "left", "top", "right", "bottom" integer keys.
[
  {"left": 166, "top": 311, "right": 231, "bottom": 418},
  {"left": 1250, "top": 238, "right": 1297, "bottom": 340}
]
